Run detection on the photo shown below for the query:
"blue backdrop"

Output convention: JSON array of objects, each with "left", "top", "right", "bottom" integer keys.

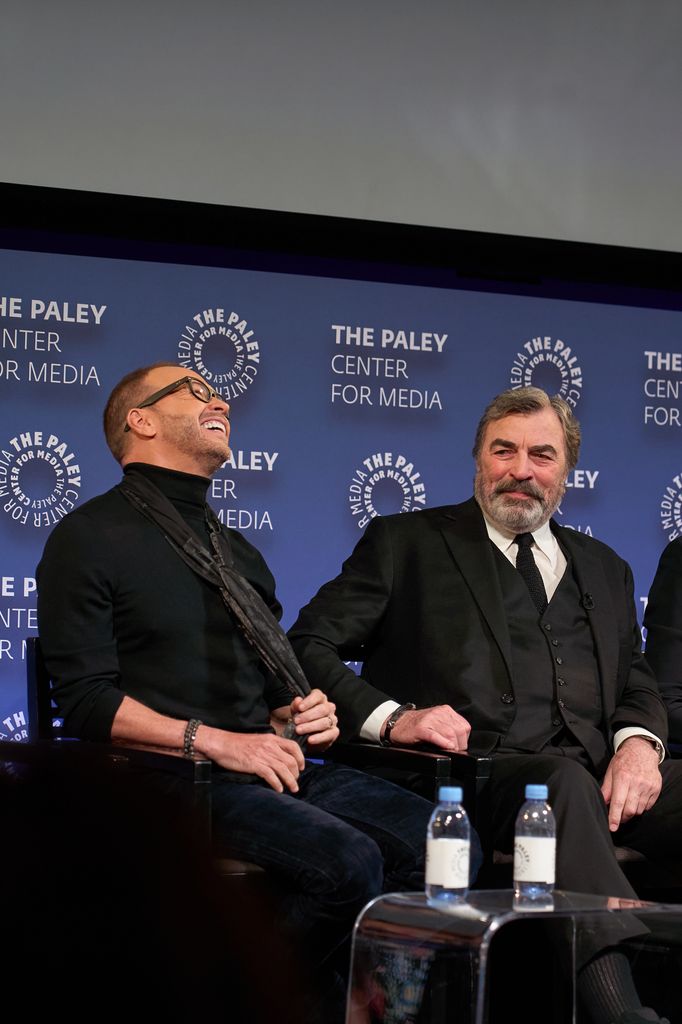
[{"left": 1, "top": 244, "right": 681, "bottom": 740}]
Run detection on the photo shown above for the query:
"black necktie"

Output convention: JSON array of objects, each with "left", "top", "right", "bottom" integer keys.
[{"left": 514, "top": 532, "right": 548, "bottom": 615}]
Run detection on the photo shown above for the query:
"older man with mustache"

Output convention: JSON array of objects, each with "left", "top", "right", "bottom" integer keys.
[{"left": 290, "top": 386, "right": 682, "bottom": 1024}]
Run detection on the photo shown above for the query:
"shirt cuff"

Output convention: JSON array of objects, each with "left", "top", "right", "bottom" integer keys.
[
  {"left": 613, "top": 726, "right": 666, "bottom": 763},
  {"left": 359, "top": 700, "right": 400, "bottom": 743}
]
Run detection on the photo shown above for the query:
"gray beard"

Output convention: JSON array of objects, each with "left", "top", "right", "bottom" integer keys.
[{"left": 474, "top": 478, "right": 561, "bottom": 533}]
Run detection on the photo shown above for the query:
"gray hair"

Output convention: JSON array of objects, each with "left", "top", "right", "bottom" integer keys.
[{"left": 472, "top": 387, "right": 581, "bottom": 471}]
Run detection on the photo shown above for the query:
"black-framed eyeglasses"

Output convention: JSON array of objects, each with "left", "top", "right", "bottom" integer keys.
[{"left": 124, "top": 376, "right": 228, "bottom": 431}]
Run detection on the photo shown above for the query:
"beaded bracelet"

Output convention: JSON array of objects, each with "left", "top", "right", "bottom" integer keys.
[{"left": 183, "top": 717, "right": 202, "bottom": 757}]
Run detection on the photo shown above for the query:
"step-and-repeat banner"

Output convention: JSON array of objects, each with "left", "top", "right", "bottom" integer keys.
[{"left": 1, "top": 245, "right": 681, "bottom": 740}]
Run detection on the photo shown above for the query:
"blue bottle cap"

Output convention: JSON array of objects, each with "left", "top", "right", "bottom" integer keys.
[
  {"left": 525, "top": 784, "right": 548, "bottom": 800},
  {"left": 438, "top": 785, "right": 463, "bottom": 803}
]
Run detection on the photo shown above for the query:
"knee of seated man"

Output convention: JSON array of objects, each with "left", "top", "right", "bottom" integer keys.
[
  {"left": 538, "top": 756, "right": 604, "bottom": 806},
  {"left": 312, "top": 827, "right": 385, "bottom": 911}
]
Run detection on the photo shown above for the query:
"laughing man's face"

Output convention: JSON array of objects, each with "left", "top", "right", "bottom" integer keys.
[{"left": 134, "top": 366, "right": 231, "bottom": 476}]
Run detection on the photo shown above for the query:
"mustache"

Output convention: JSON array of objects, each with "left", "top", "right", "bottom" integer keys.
[{"left": 493, "top": 480, "right": 545, "bottom": 502}]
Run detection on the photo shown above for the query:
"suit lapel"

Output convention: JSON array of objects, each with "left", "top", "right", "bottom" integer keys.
[
  {"left": 552, "top": 522, "right": 618, "bottom": 694},
  {"left": 437, "top": 503, "right": 619, "bottom": 694},
  {"left": 439, "top": 499, "right": 514, "bottom": 680}
]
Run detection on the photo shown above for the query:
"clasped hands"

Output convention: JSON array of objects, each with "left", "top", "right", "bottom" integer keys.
[{"left": 196, "top": 689, "right": 339, "bottom": 793}]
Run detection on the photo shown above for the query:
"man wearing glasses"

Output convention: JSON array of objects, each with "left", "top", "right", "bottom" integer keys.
[{"left": 37, "top": 362, "right": 445, "bottom": 1022}]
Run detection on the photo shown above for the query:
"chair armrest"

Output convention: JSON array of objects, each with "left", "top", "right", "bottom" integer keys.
[
  {"left": 1, "top": 737, "right": 215, "bottom": 844},
  {"left": 325, "top": 740, "right": 492, "bottom": 823},
  {"left": 0, "top": 736, "right": 211, "bottom": 781},
  {"left": 107, "top": 740, "right": 212, "bottom": 782},
  {"left": 327, "top": 739, "right": 455, "bottom": 776},
  {"left": 328, "top": 739, "right": 491, "bottom": 778}
]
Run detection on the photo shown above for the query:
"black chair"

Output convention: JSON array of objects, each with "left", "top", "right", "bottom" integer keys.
[
  {"left": 0, "top": 639, "right": 498, "bottom": 1023},
  {"left": 23, "top": 636, "right": 212, "bottom": 827},
  {"left": 22, "top": 636, "right": 493, "bottom": 812},
  {"left": 16, "top": 638, "right": 496, "bottom": 866},
  {"left": 20, "top": 637, "right": 682, "bottom": 897},
  {"left": 7, "top": 637, "right": 276, "bottom": 880},
  {"left": 0, "top": 685, "right": 308, "bottom": 1023}
]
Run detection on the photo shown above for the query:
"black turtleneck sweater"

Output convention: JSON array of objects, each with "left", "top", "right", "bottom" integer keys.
[{"left": 37, "top": 463, "right": 290, "bottom": 741}]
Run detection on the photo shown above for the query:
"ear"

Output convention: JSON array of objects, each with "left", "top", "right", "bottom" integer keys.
[{"left": 125, "top": 407, "right": 157, "bottom": 439}]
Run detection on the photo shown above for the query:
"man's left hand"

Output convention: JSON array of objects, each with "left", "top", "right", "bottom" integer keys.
[
  {"left": 272, "top": 690, "right": 340, "bottom": 751},
  {"left": 600, "top": 736, "right": 662, "bottom": 831}
]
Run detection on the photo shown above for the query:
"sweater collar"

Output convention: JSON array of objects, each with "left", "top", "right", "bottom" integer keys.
[{"left": 123, "top": 462, "right": 211, "bottom": 511}]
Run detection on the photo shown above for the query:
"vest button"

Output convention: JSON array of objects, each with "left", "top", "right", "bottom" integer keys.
[
  {"left": 544, "top": 624, "right": 552, "bottom": 631},
  {"left": 551, "top": 639, "right": 560, "bottom": 647},
  {"left": 558, "top": 699, "right": 566, "bottom": 708},
  {"left": 552, "top": 718, "right": 561, "bottom": 727},
  {"left": 555, "top": 656, "right": 563, "bottom": 664},
  {"left": 500, "top": 692, "right": 515, "bottom": 704},
  {"left": 557, "top": 678, "right": 566, "bottom": 686}
]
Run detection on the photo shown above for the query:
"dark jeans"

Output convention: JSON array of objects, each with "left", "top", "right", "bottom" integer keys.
[
  {"left": 207, "top": 761, "right": 483, "bottom": 1024},
  {"left": 210, "top": 761, "right": 438, "bottom": 965}
]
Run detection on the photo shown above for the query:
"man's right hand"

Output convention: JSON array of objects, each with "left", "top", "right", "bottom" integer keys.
[
  {"left": 384, "top": 705, "right": 471, "bottom": 751},
  {"left": 196, "top": 726, "right": 306, "bottom": 793}
]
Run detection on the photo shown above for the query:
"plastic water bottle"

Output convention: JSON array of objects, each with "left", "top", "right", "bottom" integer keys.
[
  {"left": 513, "top": 783, "right": 556, "bottom": 909},
  {"left": 425, "top": 785, "right": 470, "bottom": 907}
]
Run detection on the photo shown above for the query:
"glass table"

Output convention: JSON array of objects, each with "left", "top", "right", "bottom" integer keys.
[{"left": 346, "top": 890, "right": 682, "bottom": 1024}]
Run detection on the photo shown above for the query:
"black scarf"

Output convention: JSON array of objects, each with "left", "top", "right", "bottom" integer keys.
[{"left": 119, "top": 469, "right": 311, "bottom": 701}]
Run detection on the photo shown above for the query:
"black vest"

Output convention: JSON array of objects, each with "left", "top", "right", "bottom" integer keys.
[{"left": 492, "top": 543, "right": 609, "bottom": 771}]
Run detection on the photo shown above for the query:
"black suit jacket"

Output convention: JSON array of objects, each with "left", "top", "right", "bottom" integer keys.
[
  {"left": 644, "top": 536, "right": 682, "bottom": 742},
  {"left": 290, "top": 498, "right": 667, "bottom": 755}
]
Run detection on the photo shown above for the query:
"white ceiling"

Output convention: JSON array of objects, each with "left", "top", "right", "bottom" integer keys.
[{"left": 1, "top": 0, "right": 680, "bottom": 250}]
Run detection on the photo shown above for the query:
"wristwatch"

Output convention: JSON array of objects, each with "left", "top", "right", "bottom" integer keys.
[{"left": 380, "top": 703, "right": 416, "bottom": 747}]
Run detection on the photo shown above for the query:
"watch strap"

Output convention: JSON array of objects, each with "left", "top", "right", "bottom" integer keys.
[{"left": 380, "top": 702, "right": 416, "bottom": 747}]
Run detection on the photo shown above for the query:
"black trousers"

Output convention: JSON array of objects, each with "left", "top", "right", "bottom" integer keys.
[{"left": 488, "top": 751, "right": 682, "bottom": 899}]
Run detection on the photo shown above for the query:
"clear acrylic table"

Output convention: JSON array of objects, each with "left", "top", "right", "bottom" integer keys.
[{"left": 346, "top": 890, "right": 682, "bottom": 1024}]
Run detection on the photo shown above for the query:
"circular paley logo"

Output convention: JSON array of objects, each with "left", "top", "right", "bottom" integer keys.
[
  {"left": 509, "top": 336, "right": 583, "bottom": 408},
  {"left": 348, "top": 452, "right": 426, "bottom": 528},
  {"left": 177, "top": 307, "right": 261, "bottom": 401},
  {"left": 0, "top": 431, "right": 82, "bottom": 528},
  {"left": 0, "top": 709, "right": 28, "bottom": 742},
  {"left": 659, "top": 472, "right": 682, "bottom": 542}
]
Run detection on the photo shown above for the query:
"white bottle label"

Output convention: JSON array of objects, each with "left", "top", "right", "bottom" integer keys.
[
  {"left": 426, "top": 838, "right": 470, "bottom": 887},
  {"left": 513, "top": 836, "right": 556, "bottom": 883}
]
